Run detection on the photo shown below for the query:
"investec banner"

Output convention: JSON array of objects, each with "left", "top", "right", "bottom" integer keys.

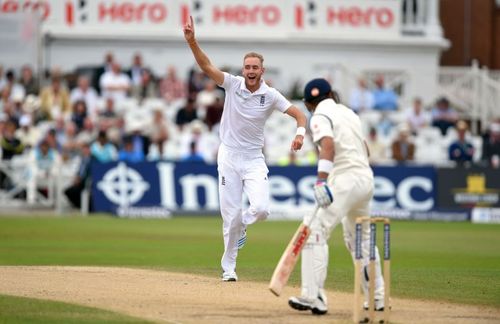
[
  {"left": 91, "top": 162, "right": 436, "bottom": 219},
  {"left": 0, "top": 0, "right": 400, "bottom": 40}
]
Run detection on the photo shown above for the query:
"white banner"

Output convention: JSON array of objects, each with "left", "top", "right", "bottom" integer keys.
[{"left": 0, "top": 0, "right": 400, "bottom": 40}]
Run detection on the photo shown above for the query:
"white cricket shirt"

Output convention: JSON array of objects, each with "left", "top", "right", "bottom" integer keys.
[
  {"left": 219, "top": 72, "right": 291, "bottom": 152},
  {"left": 310, "top": 99, "right": 372, "bottom": 177}
]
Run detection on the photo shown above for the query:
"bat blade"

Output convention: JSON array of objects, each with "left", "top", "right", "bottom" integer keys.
[{"left": 269, "top": 223, "right": 311, "bottom": 296}]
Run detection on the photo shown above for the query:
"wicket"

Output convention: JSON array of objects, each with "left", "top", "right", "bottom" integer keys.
[{"left": 353, "top": 217, "right": 391, "bottom": 324}]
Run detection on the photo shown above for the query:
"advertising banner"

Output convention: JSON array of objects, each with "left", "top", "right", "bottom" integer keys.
[
  {"left": 437, "top": 167, "right": 500, "bottom": 209},
  {"left": 0, "top": 0, "right": 400, "bottom": 40},
  {"left": 91, "top": 162, "right": 437, "bottom": 219}
]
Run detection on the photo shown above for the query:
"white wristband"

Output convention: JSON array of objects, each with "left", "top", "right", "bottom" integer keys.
[
  {"left": 296, "top": 126, "right": 306, "bottom": 137},
  {"left": 318, "top": 159, "right": 334, "bottom": 173}
]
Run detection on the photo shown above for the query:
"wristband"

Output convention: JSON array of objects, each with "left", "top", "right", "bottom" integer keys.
[
  {"left": 296, "top": 126, "right": 306, "bottom": 137},
  {"left": 317, "top": 159, "right": 334, "bottom": 174}
]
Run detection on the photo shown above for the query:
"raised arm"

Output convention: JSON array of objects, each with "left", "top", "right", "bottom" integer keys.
[
  {"left": 183, "top": 16, "right": 224, "bottom": 85},
  {"left": 285, "top": 105, "right": 307, "bottom": 151}
]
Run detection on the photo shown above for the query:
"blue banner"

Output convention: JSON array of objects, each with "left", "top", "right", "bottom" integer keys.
[{"left": 91, "top": 162, "right": 437, "bottom": 216}]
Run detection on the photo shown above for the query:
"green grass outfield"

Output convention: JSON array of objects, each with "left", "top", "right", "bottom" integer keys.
[{"left": 0, "top": 214, "right": 499, "bottom": 321}]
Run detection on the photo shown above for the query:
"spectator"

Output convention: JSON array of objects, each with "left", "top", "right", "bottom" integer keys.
[
  {"left": 366, "top": 127, "right": 388, "bottom": 164},
  {"left": 76, "top": 117, "right": 97, "bottom": 145},
  {"left": 58, "top": 121, "right": 81, "bottom": 159},
  {"left": 160, "top": 66, "right": 187, "bottom": 103},
  {"left": 187, "top": 68, "right": 207, "bottom": 96},
  {"left": 175, "top": 97, "right": 198, "bottom": 129},
  {"left": 131, "top": 69, "right": 158, "bottom": 102},
  {"left": 70, "top": 75, "right": 99, "bottom": 118},
  {"left": 3, "top": 70, "right": 26, "bottom": 102},
  {"left": 126, "top": 121, "right": 151, "bottom": 158},
  {"left": 0, "top": 120, "right": 25, "bottom": 160},
  {"left": 391, "top": 124, "right": 415, "bottom": 163},
  {"left": 349, "top": 78, "right": 374, "bottom": 114},
  {"left": 27, "top": 138, "right": 60, "bottom": 205},
  {"left": 39, "top": 71, "right": 71, "bottom": 120},
  {"left": 196, "top": 80, "right": 223, "bottom": 118},
  {"left": 118, "top": 135, "right": 145, "bottom": 163},
  {"left": 71, "top": 100, "right": 88, "bottom": 131},
  {"left": 179, "top": 120, "right": 219, "bottom": 163},
  {"left": 19, "top": 65, "right": 39, "bottom": 96},
  {"left": 181, "top": 141, "right": 205, "bottom": 163},
  {"left": 90, "top": 130, "right": 117, "bottom": 163},
  {"left": 448, "top": 120, "right": 474, "bottom": 166},
  {"left": 127, "top": 53, "right": 146, "bottom": 87},
  {"left": 406, "top": 97, "right": 430, "bottom": 135},
  {"left": 431, "top": 97, "right": 458, "bottom": 136},
  {"left": 64, "top": 142, "right": 93, "bottom": 209},
  {"left": 147, "top": 108, "right": 169, "bottom": 160},
  {"left": 99, "top": 62, "right": 131, "bottom": 103},
  {"left": 94, "top": 52, "right": 115, "bottom": 93},
  {"left": 98, "top": 97, "right": 120, "bottom": 130},
  {"left": 372, "top": 75, "right": 398, "bottom": 111},
  {"left": 482, "top": 120, "right": 500, "bottom": 168},
  {"left": 15, "top": 114, "right": 40, "bottom": 149},
  {"left": 204, "top": 96, "right": 224, "bottom": 132}
]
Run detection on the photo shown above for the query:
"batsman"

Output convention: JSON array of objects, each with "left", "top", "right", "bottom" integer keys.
[{"left": 288, "top": 79, "right": 386, "bottom": 315}]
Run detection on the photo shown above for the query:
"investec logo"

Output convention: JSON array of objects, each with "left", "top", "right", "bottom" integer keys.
[{"left": 97, "top": 163, "right": 150, "bottom": 206}]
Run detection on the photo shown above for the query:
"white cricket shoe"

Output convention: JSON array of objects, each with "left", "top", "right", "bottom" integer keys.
[
  {"left": 363, "top": 299, "right": 385, "bottom": 311},
  {"left": 288, "top": 295, "right": 328, "bottom": 315},
  {"left": 237, "top": 226, "right": 247, "bottom": 250},
  {"left": 221, "top": 271, "right": 238, "bottom": 282}
]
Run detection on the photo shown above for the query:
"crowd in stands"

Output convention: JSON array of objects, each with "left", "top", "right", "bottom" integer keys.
[{"left": 1, "top": 52, "right": 499, "bottom": 208}]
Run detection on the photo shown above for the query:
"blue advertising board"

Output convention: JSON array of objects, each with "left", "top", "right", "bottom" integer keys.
[{"left": 91, "top": 162, "right": 437, "bottom": 217}]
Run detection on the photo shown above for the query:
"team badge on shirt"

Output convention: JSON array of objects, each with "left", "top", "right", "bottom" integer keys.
[{"left": 260, "top": 95, "right": 265, "bottom": 106}]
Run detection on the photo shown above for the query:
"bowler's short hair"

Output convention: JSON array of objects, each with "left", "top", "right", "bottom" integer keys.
[{"left": 244, "top": 52, "right": 264, "bottom": 65}]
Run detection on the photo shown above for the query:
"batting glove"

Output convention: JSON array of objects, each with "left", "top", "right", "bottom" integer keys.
[{"left": 314, "top": 179, "right": 333, "bottom": 208}]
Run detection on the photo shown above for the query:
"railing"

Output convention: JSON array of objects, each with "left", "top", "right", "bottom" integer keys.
[
  {"left": 401, "top": 0, "right": 443, "bottom": 38},
  {"left": 438, "top": 60, "right": 500, "bottom": 133}
]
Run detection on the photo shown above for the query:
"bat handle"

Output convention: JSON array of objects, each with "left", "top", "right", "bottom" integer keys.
[{"left": 304, "top": 205, "right": 320, "bottom": 227}]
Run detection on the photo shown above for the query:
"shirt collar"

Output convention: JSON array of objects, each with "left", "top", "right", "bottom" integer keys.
[{"left": 239, "top": 77, "right": 268, "bottom": 95}]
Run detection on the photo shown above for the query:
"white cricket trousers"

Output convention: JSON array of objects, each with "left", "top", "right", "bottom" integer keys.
[{"left": 217, "top": 144, "right": 270, "bottom": 273}]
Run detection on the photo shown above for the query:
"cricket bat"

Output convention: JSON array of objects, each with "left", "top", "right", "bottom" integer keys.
[{"left": 269, "top": 206, "right": 319, "bottom": 296}]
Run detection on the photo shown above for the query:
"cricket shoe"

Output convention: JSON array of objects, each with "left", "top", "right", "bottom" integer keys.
[
  {"left": 221, "top": 271, "right": 238, "bottom": 282},
  {"left": 363, "top": 299, "right": 385, "bottom": 311},
  {"left": 288, "top": 295, "right": 328, "bottom": 315},
  {"left": 237, "top": 227, "right": 247, "bottom": 250}
]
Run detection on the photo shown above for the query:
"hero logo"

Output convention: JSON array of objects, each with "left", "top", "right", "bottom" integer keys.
[
  {"left": 97, "top": 163, "right": 150, "bottom": 206},
  {"left": 0, "top": 0, "right": 51, "bottom": 20},
  {"left": 98, "top": 1, "right": 167, "bottom": 23},
  {"left": 212, "top": 5, "right": 281, "bottom": 25},
  {"left": 373, "top": 176, "right": 434, "bottom": 211},
  {"left": 326, "top": 6, "right": 394, "bottom": 28}
]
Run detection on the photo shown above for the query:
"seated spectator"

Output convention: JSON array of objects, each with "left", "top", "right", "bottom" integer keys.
[
  {"left": 94, "top": 52, "right": 115, "bottom": 94},
  {"left": 99, "top": 62, "right": 131, "bottom": 103},
  {"left": 179, "top": 120, "right": 219, "bottom": 163},
  {"left": 70, "top": 75, "right": 99, "bottom": 118},
  {"left": 181, "top": 141, "right": 205, "bottom": 163},
  {"left": 481, "top": 120, "right": 500, "bottom": 168},
  {"left": 391, "top": 124, "right": 415, "bottom": 163},
  {"left": 126, "top": 120, "right": 151, "bottom": 158},
  {"left": 19, "top": 65, "right": 39, "bottom": 96},
  {"left": 366, "top": 127, "right": 388, "bottom": 164},
  {"left": 196, "top": 80, "right": 223, "bottom": 118},
  {"left": 147, "top": 108, "right": 169, "bottom": 159},
  {"left": 64, "top": 142, "right": 93, "bottom": 209},
  {"left": 205, "top": 96, "right": 224, "bottom": 132},
  {"left": 98, "top": 97, "right": 120, "bottom": 130},
  {"left": 160, "top": 66, "right": 187, "bottom": 103},
  {"left": 349, "top": 78, "right": 374, "bottom": 114},
  {"left": 406, "top": 97, "right": 430, "bottom": 135},
  {"left": 58, "top": 121, "right": 81, "bottom": 159},
  {"left": 448, "top": 120, "right": 474, "bottom": 166},
  {"left": 15, "top": 114, "right": 40, "bottom": 149},
  {"left": 90, "top": 130, "right": 117, "bottom": 163},
  {"left": 0, "top": 120, "right": 25, "bottom": 160},
  {"left": 431, "top": 97, "right": 458, "bottom": 136},
  {"left": 27, "top": 138, "right": 61, "bottom": 205},
  {"left": 3, "top": 69, "right": 26, "bottom": 102},
  {"left": 76, "top": 117, "right": 97, "bottom": 145},
  {"left": 131, "top": 69, "right": 158, "bottom": 102},
  {"left": 127, "top": 53, "right": 146, "bottom": 87},
  {"left": 175, "top": 97, "right": 198, "bottom": 129},
  {"left": 71, "top": 100, "right": 88, "bottom": 131},
  {"left": 372, "top": 75, "right": 398, "bottom": 111},
  {"left": 376, "top": 112, "right": 395, "bottom": 138},
  {"left": 39, "top": 71, "right": 71, "bottom": 120},
  {"left": 118, "top": 135, "right": 145, "bottom": 163}
]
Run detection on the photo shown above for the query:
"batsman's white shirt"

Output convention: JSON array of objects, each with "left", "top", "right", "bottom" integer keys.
[
  {"left": 217, "top": 72, "right": 291, "bottom": 274},
  {"left": 308, "top": 98, "right": 384, "bottom": 301}
]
